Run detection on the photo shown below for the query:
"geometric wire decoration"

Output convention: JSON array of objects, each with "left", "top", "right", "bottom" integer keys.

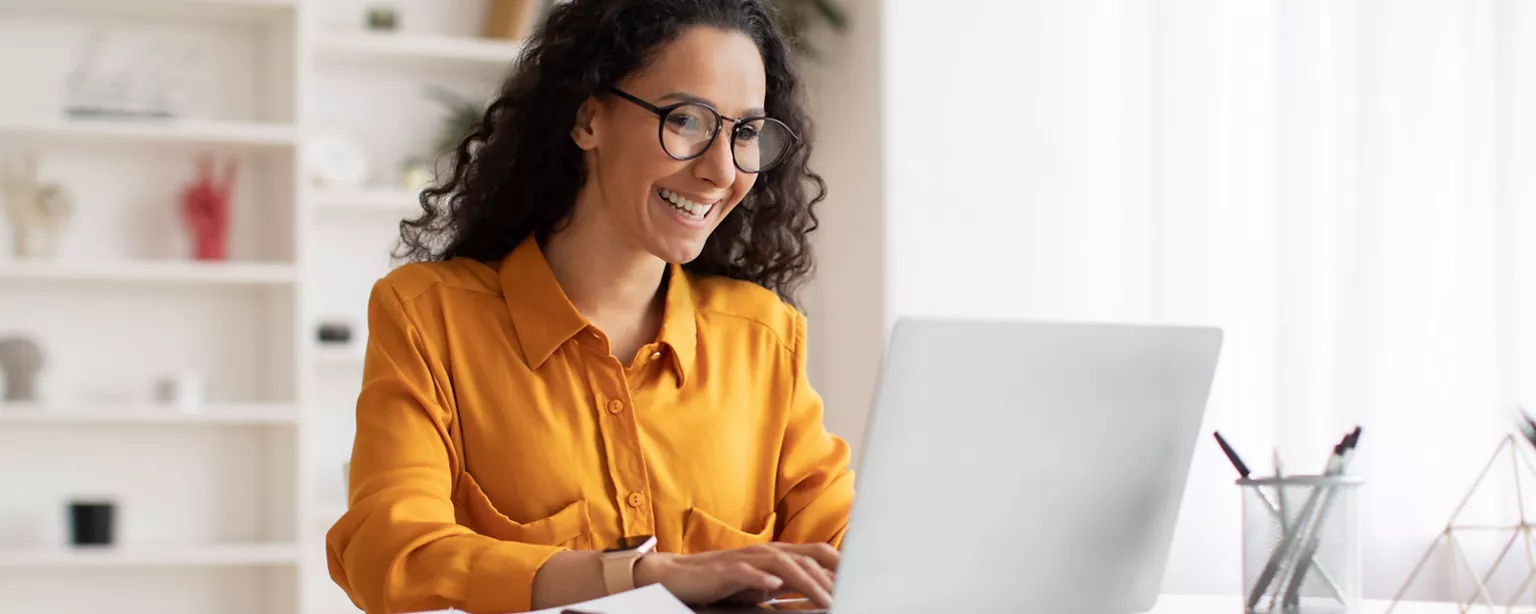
[{"left": 1386, "top": 435, "right": 1536, "bottom": 614}]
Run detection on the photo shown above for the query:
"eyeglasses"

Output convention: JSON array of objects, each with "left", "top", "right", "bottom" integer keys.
[{"left": 606, "top": 87, "right": 798, "bottom": 174}]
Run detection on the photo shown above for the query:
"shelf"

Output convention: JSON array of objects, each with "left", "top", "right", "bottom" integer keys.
[
  {"left": 314, "top": 31, "right": 524, "bottom": 67},
  {"left": 0, "top": 543, "right": 300, "bottom": 568},
  {"left": 0, "top": 403, "right": 298, "bottom": 426},
  {"left": 0, "top": 260, "right": 298, "bottom": 285},
  {"left": 314, "top": 346, "right": 366, "bottom": 368},
  {"left": 312, "top": 502, "right": 348, "bottom": 525},
  {"left": 0, "top": 116, "right": 297, "bottom": 149},
  {"left": 310, "top": 187, "right": 424, "bottom": 213},
  {"left": 0, "top": 0, "right": 297, "bottom": 23}
]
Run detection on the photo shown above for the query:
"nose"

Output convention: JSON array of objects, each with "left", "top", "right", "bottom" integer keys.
[{"left": 691, "top": 130, "right": 738, "bottom": 189}]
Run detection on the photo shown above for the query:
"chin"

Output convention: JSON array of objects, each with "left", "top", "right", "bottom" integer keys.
[{"left": 646, "top": 240, "right": 708, "bottom": 265}]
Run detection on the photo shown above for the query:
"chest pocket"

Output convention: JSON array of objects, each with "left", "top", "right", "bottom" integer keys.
[
  {"left": 682, "top": 507, "right": 776, "bottom": 554},
  {"left": 451, "top": 471, "right": 593, "bottom": 549}
]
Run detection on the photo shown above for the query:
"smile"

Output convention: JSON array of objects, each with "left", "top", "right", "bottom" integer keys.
[{"left": 658, "top": 187, "right": 716, "bottom": 222}]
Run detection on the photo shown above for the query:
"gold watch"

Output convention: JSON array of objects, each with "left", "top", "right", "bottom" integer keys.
[{"left": 600, "top": 535, "right": 657, "bottom": 595}]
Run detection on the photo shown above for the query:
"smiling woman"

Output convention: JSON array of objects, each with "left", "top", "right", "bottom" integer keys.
[{"left": 324, "top": 2, "right": 851, "bottom": 614}]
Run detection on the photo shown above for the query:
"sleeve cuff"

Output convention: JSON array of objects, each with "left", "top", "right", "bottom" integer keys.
[{"left": 465, "top": 541, "right": 567, "bottom": 613}]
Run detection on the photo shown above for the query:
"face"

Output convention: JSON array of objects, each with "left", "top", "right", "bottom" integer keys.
[{"left": 571, "top": 26, "right": 768, "bottom": 264}]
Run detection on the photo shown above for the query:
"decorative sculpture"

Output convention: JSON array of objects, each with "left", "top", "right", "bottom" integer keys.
[
  {"left": 69, "top": 500, "right": 116, "bottom": 547},
  {"left": 1386, "top": 434, "right": 1536, "bottom": 614},
  {"left": 0, "top": 336, "right": 44, "bottom": 403},
  {"left": 180, "top": 156, "right": 236, "bottom": 261},
  {"left": 154, "top": 369, "right": 208, "bottom": 413},
  {"left": 64, "top": 32, "right": 197, "bottom": 119},
  {"left": 1, "top": 154, "right": 76, "bottom": 259}
]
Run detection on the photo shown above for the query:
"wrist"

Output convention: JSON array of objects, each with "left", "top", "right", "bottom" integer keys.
[{"left": 633, "top": 551, "right": 678, "bottom": 588}]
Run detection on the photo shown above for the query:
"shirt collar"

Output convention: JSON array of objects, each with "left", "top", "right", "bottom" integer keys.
[
  {"left": 499, "top": 237, "right": 698, "bottom": 384},
  {"left": 657, "top": 263, "right": 698, "bottom": 385}
]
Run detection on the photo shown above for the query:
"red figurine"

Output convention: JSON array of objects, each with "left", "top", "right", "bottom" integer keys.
[{"left": 181, "top": 155, "right": 236, "bottom": 261}]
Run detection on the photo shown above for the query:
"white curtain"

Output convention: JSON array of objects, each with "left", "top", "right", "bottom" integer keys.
[{"left": 880, "top": 0, "right": 1536, "bottom": 599}]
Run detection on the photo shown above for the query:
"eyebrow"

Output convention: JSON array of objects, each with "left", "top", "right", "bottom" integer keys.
[{"left": 657, "top": 91, "right": 766, "bottom": 118}]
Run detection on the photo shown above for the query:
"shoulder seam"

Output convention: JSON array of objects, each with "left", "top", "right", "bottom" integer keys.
[
  {"left": 387, "top": 271, "right": 501, "bottom": 306},
  {"left": 391, "top": 278, "right": 444, "bottom": 305},
  {"left": 696, "top": 307, "right": 797, "bottom": 355}
]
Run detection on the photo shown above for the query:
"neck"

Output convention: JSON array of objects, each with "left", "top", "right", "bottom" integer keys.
[{"left": 541, "top": 189, "right": 668, "bottom": 323}]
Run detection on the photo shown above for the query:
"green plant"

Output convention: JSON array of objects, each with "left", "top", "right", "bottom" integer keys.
[
  {"left": 775, "top": 0, "right": 848, "bottom": 57},
  {"left": 425, "top": 86, "right": 484, "bottom": 159}
]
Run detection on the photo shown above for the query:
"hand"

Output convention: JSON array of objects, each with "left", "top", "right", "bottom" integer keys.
[{"left": 633, "top": 543, "right": 839, "bottom": 608}]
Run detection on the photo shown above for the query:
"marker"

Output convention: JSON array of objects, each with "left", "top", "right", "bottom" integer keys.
[{"left": 1213, "top": 432, "right": 1252, "bottom": 478}]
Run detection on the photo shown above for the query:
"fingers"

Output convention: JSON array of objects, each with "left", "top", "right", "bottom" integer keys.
[
  {"left": 748, "top": 550, "right": 833, "bottom": 608},
  {"left": 771, "top": 542, "right": 840, "bottom": 572},
  {"left": 789, "top": 552, "right": 835, "bottom": 598},
  {"left": 722, "top": 561, "right": 784, "bottom": 594}
]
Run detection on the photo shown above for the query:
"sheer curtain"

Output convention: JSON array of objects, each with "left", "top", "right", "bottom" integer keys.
[{"left": 879, "top": 0, "right": 1536, "bottom": 598}]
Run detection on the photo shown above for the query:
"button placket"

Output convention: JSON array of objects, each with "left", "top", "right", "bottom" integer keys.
[{"left": 586, "top": 347, "right": 654, "bottom": 538}]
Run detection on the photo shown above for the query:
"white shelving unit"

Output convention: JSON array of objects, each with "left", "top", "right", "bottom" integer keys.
[
  {"left": 0, "top": 2, "right": 522, "bottom": 613},
  {"left": 0, "top": 117, "right": 298, "bottom": 149},
  {"left": 313, "top": 344, "right": 366, "bottom": 367},
  {"left": 0, "top": 403, "right": 299, "bottom": 425},
  {"left": 309, "top": 187, "right": 421, "bottom": 213},
  {"left": 0, "top": 260, "right": 298, "bottom": 284},
  {"left": 314, "top": 30, "right": 523, "bottom": 66},
  {"left": 0, "top": 543, "right": 301, "bottom": 568}
]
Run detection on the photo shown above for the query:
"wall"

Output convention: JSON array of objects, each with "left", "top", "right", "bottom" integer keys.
[
  {"left": 801, "top": 0, "right": 885, "bottom": 458},
  {"left": 878, "top": 0, "right": 1536, "bottom": 600}
]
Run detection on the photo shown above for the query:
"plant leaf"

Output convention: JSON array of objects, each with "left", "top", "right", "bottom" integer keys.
[{"left": 810, "top": 0, "right": 848, "bottom": 31}]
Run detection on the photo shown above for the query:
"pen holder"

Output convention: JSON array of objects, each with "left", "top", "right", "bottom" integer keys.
[{"left": 1240, "top": 476, "right": 1363, "bottom": 614}]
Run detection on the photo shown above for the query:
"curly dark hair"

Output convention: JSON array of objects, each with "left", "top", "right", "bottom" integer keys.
[{"left": 395, "top": 0, "right": 826, "bottom": 305}]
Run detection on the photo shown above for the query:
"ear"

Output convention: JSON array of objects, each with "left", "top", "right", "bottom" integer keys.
[{"left": 570, "top": 96, "right": 602, "bottom": 151}]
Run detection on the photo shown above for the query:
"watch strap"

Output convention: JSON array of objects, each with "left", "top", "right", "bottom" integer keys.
[{"left": 602, "top": 552, "right": 640, "bottom": 595}]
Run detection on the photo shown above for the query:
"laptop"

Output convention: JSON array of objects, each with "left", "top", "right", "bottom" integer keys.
[{"left": 701, "top": 318, "right": 1223, "bottom": 614}]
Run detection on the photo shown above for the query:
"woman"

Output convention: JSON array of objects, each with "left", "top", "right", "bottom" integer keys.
[{"left": 325, "top": 1, "right": 854, "bottom": 612}]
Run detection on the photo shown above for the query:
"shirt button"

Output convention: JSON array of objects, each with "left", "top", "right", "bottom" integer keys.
[
  {"left": 627, "top": 492, "right": 646, "bottom": 508},
  {"left": 608, "top": 399, "right": 625, "bottom": 414},
  {"left": 650, "top": 351, "right": 662, "bottom": 360}
]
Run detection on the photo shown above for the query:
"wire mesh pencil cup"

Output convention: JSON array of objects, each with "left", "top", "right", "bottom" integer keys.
[{"left": 1241, "top": 476, "right": 1364, "bottom": 614}]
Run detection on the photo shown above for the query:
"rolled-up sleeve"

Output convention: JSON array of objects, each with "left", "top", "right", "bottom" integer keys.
[
  {"left": 325, "top": 279, "right": 564, "bottom": 614},
  {"left": 773, "top": 311, "right": 856, "bottom": 548}
]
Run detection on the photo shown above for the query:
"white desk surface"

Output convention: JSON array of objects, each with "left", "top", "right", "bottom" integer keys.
[
  {"left": 1151, "top": 594, "right": 1516, "bottom": 614},
  {"left": 412, "top": 594, "right": 1506, "bottom": 613}
]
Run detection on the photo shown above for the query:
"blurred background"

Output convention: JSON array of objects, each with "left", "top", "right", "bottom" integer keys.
[{"left": 0, "top": 0, "right": 1532, "bottom": 613}]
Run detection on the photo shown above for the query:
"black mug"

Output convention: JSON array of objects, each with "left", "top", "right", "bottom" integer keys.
[{"left": 69, "top": 501, "right": 115, "bottom": 546}]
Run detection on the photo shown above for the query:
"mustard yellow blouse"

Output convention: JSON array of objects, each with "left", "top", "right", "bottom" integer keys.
[{"left": 326, "top": 237, "right": 855, "bottom": 614}]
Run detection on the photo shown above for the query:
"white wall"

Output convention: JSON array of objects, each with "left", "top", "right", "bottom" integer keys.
[{"left": 876, "top": 0, "right": 1536, "bottom": 601}]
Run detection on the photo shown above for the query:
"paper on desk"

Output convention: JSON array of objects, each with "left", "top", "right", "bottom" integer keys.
[{"left": 525, "top": 584, "right": 693, "bottom": 614}]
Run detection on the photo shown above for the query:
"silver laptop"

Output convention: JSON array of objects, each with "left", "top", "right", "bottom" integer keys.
[{"left": 725, "top": 319, "right": 1222, "bottom": 614}]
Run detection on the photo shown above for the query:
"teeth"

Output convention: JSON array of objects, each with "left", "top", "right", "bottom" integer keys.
[{"left": 659, "top": 188, "right": 714, "bottom": 221}]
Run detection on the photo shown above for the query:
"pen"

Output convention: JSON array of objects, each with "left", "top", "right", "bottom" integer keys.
[
  {"left": 1213, "top": 431, "right": 1252, "bottom": 478},
  {"left": 1279, "top": 427, "right": 1363, "bottom": 608}
]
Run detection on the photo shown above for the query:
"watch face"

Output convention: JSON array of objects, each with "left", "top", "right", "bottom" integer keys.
[{"left": 604, "top": 535, "right": 656, "bottom": 553}]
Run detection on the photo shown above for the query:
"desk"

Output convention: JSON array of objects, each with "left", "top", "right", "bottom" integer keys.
[
  {"left": 1149, "top": 595, "right": 1489, "bottom": 614},
  {"left": 694, "top": 595, "right": 1489, "bottom": 614}
]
